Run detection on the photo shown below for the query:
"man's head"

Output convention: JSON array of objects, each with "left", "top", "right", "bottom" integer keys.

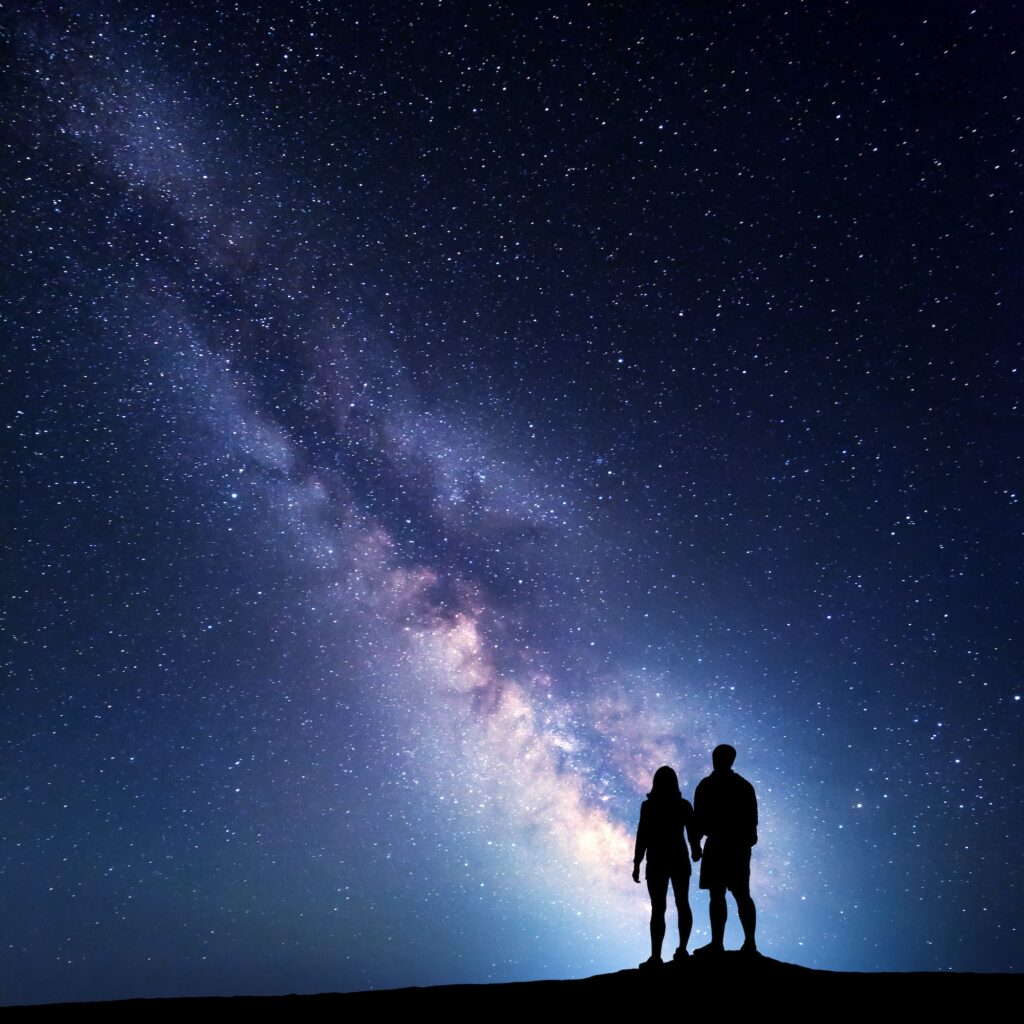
[{"left": 712, "top": 744, "right": 737, "bottom": 770}]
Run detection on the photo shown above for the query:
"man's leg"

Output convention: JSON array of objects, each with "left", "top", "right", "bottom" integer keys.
[
  {"left": 709, "top": 885, "right": 727, "bottom": 949},
  {"left": 735, "top": 887, "right": 756, "bottom": 951},
  {"left": 732, "top": 847, "right": 757, "bottom": 952}
]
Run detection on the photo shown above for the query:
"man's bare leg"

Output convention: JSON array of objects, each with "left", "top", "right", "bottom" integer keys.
[{"left": 736, "top": 890, "right": 757, "bottom": 952}]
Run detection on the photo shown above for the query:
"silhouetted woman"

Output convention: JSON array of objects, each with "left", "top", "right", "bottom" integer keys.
[{"left": 632, "top": 765, "right": 702, "bottom": 967}]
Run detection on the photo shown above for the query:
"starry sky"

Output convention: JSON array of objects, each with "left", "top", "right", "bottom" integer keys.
[{"left": 3, "top": 0, "right": 1022, "bottom": 1006}]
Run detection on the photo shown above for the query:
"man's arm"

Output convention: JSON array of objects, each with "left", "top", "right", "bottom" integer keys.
[
  {"left": 692, "top": 779, "right": 707, "bottom": 844},
  {"left": 747, "top": 780, "right": 758, "bottom": 847}
]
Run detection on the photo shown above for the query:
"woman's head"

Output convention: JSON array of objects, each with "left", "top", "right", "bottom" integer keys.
[{"left": 648, "top": 765, "right": 681, "bottom": 799}]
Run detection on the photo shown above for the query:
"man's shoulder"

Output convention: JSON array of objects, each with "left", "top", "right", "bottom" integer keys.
[
  {"left": 694, "top": 774, "right": 718, "bottom": 801},
  {"left": 732, "top": 772, "right": 757, "bottom": 794}
]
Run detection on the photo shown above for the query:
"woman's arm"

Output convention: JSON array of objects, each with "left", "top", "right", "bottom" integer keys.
[
  {"left": 632, "top": 802, "right": 647, "bottom": 882},
  {"left": 684, "top": 799, "right": 703, "bottom": 861}
]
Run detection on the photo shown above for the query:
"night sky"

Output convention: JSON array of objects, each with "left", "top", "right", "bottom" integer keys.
[{"left": 3, "top": 0, "right": 1022, "bottom": 1006}]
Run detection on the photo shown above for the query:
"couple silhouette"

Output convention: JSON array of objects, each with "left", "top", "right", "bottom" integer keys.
[{"left": 631, "top": 745, "right": 758, "bottom": 967}]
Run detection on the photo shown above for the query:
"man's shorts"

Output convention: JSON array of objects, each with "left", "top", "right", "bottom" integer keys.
[{"left": 698, "top": 841, "right": 751, "bottom": 893}]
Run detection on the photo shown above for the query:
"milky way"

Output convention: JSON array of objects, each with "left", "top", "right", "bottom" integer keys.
[{"left": 3, "top": 2, "right": 1022, "bottom": 1005}]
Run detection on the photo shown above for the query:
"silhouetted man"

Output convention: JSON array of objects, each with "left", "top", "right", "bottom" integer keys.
[{"left": 693, "top": 744, "right": 758, "bottom": 955}]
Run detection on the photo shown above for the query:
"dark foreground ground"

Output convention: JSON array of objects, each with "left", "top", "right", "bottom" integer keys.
[{"left": 7, "top": 953, "right": 1021, "bottom": 1015}]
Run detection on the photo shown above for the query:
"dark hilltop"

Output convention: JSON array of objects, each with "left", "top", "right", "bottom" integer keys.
[{"left": 8, "top": 954, "right": 1020, "bottom": 1016}]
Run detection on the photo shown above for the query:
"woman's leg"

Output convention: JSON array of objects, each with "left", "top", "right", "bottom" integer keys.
[
  {"left": 672, "top": 869, "right": 693, "bottom": 952},
  {"left": 646, "top": 872, "right": 669, "bottom": 960}
]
